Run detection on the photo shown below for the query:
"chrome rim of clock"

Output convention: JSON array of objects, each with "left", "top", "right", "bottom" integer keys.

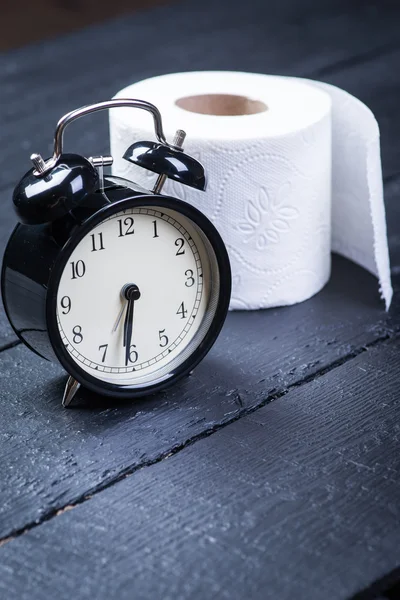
[{"left": 55, "top": 206, "right": 220, "bottom": 387}]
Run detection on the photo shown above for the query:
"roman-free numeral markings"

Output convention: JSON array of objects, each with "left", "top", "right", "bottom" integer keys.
[
  {"left": 175, "top": 238, "right": 185, "bottom": 255},
  {"left": 159, "top": 329, "right": 169, "bottom": 347},
  {"left": 60, "top": 208, "right": 203, "bottom": 375},
  {"left": 152, "top": 220, "right": 159, "bottom": 238},
  {"left": 72, "top": 325, "right": 83, "bottom": 344},
  {"left": 177, "top": 301, "right": 188, "bottom": 319},
  {"left": 90, "top": 232, "right": 105, "bottom": 252},
  {"left": 185, "top": 269, "right": 195, "bottom": 287},
  {"left": 60, "top": 296, "right": 71, "bottom": 314},
  {"left": 127, "top": 345, "right": 138, "bottom": 365},
  {"left": 118, "top": 217, "right": 134, "bottom": 237},
  {"left": 99, "top": 344, "right": 108, "bottom": 363},
  {"left": 70, "top": 260, "right": 85, "bottom": 279}
]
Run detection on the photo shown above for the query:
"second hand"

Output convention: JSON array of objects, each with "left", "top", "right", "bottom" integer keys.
[{"left": 112, "top": 302, "right": 126, "bottom": 334}]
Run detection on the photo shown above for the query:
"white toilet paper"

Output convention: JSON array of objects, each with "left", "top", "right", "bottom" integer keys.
[{"left": 110, "top": 71, "right": 392, "bottom": 310}]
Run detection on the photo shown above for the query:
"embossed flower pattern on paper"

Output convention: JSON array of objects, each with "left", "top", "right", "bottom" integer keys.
[
  {"left": 231, "top": 274, "right": 249, "bottom": 309},
  {"left": 237, "top": 183, "right": 299, "bottom": 250}
]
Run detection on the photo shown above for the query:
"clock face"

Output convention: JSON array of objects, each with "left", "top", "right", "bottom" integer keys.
[{"left": 55, "top": 205, "right": 220, "bottom": 387}]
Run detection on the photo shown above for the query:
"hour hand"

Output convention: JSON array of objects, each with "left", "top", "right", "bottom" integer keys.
[{"left": 123, "top": 297, "right": 134, "bottom": 365}]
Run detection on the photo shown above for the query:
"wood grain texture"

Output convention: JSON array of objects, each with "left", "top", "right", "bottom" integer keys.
[
  {"left": 0, "top": 253, "right": 396, "bottom": 540},
  {"left": 1, "top": 338, "right": 400, "bottom": 600},
  {"left": 1, "top": 0, "right": 400, "bottom": 348}
]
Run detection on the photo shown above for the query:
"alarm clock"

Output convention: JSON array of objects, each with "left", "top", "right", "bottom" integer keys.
[{"left": 1, "top": 99, "right": 231, "bottom": 407}]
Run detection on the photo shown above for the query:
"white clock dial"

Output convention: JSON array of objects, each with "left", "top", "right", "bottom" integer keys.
[{"left": 56, "top": 206, "right": 219, "bottom": 386}]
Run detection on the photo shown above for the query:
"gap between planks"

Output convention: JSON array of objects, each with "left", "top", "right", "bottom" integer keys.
[
  {"left": 0, "top": 339, "right": 21, "bottom": 354},
  {"left": 309, "top": 39, "right": 400, "bottom": 78},
  {"left": 0, "top": 30, "right": 399, "bottom": 137},
  {"left": 0, "top": 329, "right": 394, "bottom": 548}
]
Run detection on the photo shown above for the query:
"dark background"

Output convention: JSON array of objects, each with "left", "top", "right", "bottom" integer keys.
[
  {"left": 1, "top": 0, "right": 167, "bottom": 50},
  {"left": 4, "top": 0, "right": 394, "bottom": 50}
]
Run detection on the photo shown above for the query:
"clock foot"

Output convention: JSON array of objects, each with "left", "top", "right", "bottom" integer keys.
[{"left": 62, "top": 376, "right": 81, "bottom": 408}]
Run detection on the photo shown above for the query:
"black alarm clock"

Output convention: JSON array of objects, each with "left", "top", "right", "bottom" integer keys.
[{"left": 1, "top": 99, "right": 231, "bottom": 407}]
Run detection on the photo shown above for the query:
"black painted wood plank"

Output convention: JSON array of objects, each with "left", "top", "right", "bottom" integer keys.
[
  {"left": 0, "top": 253, "right": 397, "bottom": 540},
  {"left": 1, "top": 337, "right": 400, "bottom": 600}
]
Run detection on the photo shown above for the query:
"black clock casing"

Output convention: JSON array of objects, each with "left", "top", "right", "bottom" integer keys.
[
  {"left": 2, "top": 177, "right": 231, "bottom": 399},
  {"left": 1, "top": 99, "right": 232, "bottom": 405}
]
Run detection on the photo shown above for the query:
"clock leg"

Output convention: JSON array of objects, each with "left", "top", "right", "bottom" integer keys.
[{"left": 62, "top": 376, "right": 81, "bottom": 408}]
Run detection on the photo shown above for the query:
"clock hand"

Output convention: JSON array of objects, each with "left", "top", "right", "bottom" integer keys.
[
  {"left": 121, "top": 284, "right": 141, "bottom": 366},
  {"left": 112, "top": 283, "right": 140, "bottom": 334},
  {"left": 124, "top": 296, "right": 134, "bottom": 365},
  {"left": 112, "top": 301, "right": 127, "bottom": 334}
]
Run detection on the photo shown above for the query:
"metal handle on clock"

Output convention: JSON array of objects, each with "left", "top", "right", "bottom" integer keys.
[{"left": 32, "top": 99, "right": 178, "bottom": 177}]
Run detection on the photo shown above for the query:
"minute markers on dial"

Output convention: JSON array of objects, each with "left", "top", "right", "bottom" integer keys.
[{"left": 56, "top": 207, "right": 205, "bottom": 378}]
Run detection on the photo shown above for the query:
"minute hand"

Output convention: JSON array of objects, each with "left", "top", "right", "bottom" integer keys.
[
  {"left": 122, "top": 284, "right": 141, "bottom": 366},
  {"left": 123, "top": 296, "right": 134, "bottom": 366}
]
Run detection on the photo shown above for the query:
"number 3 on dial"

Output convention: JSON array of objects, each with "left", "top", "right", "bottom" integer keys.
[{"left": 185, "top": 269, "right": 195, "bottom": 287}]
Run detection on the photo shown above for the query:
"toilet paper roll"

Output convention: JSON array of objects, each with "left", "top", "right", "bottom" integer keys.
[{"left": 110, "top": 71, "right": 392, "bottom": 310}]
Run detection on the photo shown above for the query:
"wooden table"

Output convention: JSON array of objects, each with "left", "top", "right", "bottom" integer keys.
[{"left": 1, "top": 1, "right": 400, "bottom": 598}]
